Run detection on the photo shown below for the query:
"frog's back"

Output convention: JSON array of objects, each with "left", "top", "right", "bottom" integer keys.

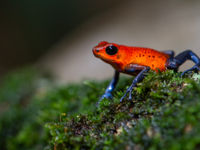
[{"left": 123, "top": 46, "right": 170, "bottom": 71}]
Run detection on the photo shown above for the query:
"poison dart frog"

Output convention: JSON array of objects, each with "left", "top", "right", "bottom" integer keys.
[{"left": 93, "top": 41, "right": 200, "bottom": 103}]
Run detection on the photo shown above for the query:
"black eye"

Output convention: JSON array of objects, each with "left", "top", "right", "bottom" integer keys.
[{"left": 105, "top": 45, "right": 118, "bottom": 55}]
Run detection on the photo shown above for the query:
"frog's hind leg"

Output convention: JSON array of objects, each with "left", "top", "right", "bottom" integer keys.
[{"left": 166, "top": 50, "right": 200, "bottom": 76}]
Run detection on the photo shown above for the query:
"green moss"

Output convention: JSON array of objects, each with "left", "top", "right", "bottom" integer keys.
[
  {"left": 45, "top": 70, "right": 200, "bottom": 150},
  {"left": 1, "top": 68, "right": 200, "bottom": 150}
]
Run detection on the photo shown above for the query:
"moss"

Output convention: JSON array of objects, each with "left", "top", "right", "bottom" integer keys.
[{"left": 1, "top": 68, "right": 200, "bottom": 150}]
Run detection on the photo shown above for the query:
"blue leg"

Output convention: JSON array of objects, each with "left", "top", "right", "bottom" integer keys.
[
  {"left": 98, "top": 70, "right": 120, "bottom": 104},
  {"left": 166, "top": 50, "right": 200, "bottom": 76},
  {"left": 120, "top": 65, "right": 150, "bottom": 102}
]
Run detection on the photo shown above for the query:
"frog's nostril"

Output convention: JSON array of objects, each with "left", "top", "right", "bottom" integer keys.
[{"left": 93, "top": 48, "right": 99, "bottom": 57}]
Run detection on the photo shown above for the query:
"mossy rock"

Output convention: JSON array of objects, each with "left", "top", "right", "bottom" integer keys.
[{"left": 0, "top": 68, "right": 200, "bottom": 150}]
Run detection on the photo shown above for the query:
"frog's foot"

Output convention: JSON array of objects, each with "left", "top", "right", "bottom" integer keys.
[
  {"left": 181, "top": 64, "right": 200, "bottom": 77},
  {"left": 128, "top": 87, "right": 133, "bottom": 100},
  {"left": 120, "top": 86, "right": 133, "bottom": 102},
  {"left": 97, "top": 92, "right": 113, "bottom": 106}
]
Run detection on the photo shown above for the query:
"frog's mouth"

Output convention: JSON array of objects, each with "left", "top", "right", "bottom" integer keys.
[
  {"left": 100, "top": 57, "right": 115, "bottom": 64},
  {"left": 93, "top": 52, "right": 100, "bottom": 58}
]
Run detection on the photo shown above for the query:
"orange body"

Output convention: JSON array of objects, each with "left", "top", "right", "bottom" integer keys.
[
  {"left": 117, "top": 46, "right": 170, "bottom": 72},
  {"left": 93, "top": 41, "right": 170, "bottom": 73}
]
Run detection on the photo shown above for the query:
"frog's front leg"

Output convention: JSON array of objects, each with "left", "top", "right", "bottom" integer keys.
[
  {"left": 166, "top": 50, "right": 200, "bottom": 76},
  {"left": 120, "top": 64, "right": 150, "bottom": 102},
  {"left": 98, "top": 70, "right": 120, "bottom": 105}
]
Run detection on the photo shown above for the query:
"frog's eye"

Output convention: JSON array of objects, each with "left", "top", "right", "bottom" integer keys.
[{"left": 105, "top": 45, "right": 118, "bottom": 55}]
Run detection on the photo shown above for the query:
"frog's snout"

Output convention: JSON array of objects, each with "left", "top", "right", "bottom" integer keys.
[{"left": 93, "top": 47, "right": 100, "bottom": 58}]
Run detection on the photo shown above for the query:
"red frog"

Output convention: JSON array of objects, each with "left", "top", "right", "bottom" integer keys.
[{"left": 93, "top": 41, "right": 200, "bottom": 103}]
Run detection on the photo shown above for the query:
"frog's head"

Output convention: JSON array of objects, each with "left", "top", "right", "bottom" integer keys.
[{"left": 93, "top": 41, "right": 123, "bottom": 65}]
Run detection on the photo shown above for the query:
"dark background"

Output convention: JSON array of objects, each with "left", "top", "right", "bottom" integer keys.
[{"left": 0, "top": 0, "right": 120, "bottom": 75}]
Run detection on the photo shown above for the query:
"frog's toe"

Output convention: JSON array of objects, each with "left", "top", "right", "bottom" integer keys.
[
  {"left": 100, "top": 93, "right": 113, "bottom": 101},
  {"left": 97, "top": 93, "right": 113, "bottom": 106},
  {"left": 128, "top": 90, "right": 133, "bottom": 101},
  {"left": 104, "top": 93, "right": 113, "bottom": 99},
  {"left": 120, "top": 94, "right": 127, "bottom": 102},
  {"left": 181, "top": 65, "right": 200, "bottom": 77},
  {"left": 120, "top": 87, "right": 132, "bottom": 102}
]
